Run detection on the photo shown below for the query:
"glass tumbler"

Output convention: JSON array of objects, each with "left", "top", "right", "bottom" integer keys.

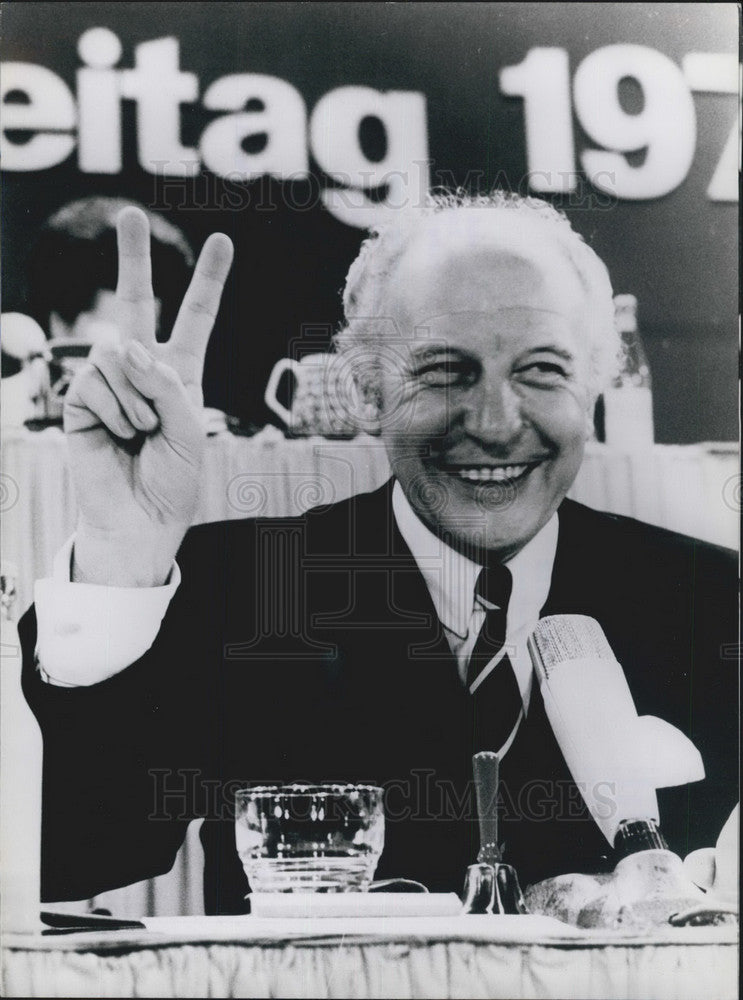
[{"left": 235, "top": 783, "right": 385, "bottom": 893}]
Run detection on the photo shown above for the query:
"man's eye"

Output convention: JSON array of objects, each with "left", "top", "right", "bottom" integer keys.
[
  {"left": 517, "top": 362, "right": 569, "bottom": 384},
  {"left": 415, "top": 362, "right": 475, "bottom": 387}
]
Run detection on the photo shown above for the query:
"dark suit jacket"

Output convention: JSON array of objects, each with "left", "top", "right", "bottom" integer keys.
[{"left": 21, "top": 483, "right": 738, "bottom": 913}]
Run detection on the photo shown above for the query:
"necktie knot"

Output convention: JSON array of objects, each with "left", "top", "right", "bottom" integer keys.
[{"left": 475, "top": 563, "right": 512, "bottom": 611}]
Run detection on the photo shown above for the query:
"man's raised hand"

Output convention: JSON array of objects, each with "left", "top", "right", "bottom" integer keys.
[{"left": 64, "top": 207, "right": 234, "bottom": 587}]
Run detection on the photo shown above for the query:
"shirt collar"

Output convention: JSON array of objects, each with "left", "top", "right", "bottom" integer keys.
[
  {"left": 392, "top": 480, "right": 558, "bottom": 638},
  {"left": 506, "top": 506, "right": 559, "bottom": 633}
]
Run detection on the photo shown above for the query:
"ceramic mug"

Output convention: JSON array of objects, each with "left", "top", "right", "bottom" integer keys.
[{"left": 264, "top": 352, "right": 359, "bottom": 438}]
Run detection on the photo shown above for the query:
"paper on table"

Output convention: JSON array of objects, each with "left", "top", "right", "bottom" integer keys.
[
  {"left": 141, "top": 913, "right": 588, "bottom": 944},
  {"left": 248, "top": 892, "right": 462, "bottom": 919}
]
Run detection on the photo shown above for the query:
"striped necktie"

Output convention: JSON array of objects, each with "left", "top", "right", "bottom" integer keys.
[{"left": 467, "top": 564, "right": 523, "bottom": 753}]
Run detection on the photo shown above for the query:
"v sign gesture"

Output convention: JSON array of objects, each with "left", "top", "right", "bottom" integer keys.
[{"left": 64, "top": 207, "right": 234, "bottom": 587}]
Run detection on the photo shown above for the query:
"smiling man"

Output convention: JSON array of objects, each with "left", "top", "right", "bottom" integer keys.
[
  {"left": 341, "top": 200, "right": 616, "bottom": 559},
  {"left": 22, "top": 193, "right": 737, "bottom": 913}
]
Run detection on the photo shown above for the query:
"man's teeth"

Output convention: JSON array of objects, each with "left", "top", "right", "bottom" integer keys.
[{"left": 456, "top": 465, "right": 530, "bottom": 482}]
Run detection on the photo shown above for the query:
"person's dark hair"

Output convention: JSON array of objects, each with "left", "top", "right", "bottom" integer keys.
[{"left": 25, "top": 197, "right": 194, "bottom": 341}]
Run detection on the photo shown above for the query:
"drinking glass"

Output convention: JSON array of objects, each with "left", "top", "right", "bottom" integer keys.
[{"left": 235, "top": 783, "right": 385, "bottom": 892}]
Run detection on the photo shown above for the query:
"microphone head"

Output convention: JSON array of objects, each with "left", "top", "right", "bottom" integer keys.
[{"left": 528, "top": 615, "right": 614, "bottom": 678}]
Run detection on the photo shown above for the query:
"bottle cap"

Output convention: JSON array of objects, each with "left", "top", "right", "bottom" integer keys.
[
  {"left": 613, "top": 294, "right": 638, "bottom": 311},
  {"left": 614, "top": 818, "right": 668, "bottom": 859}
]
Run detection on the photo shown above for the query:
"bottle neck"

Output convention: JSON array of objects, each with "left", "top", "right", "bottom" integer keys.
[{"left": 616, "top": 319, "right": 637, "bottom": 336}]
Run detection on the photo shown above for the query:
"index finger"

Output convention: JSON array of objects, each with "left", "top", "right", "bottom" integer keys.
[
  {"left": 116, "top": 207, "right": 157, "bottom": 346},
  {"left": 168, "top": 232, "right": 234, "bottom": 376}
]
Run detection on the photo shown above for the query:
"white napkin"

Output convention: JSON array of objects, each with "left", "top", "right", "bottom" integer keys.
[{"left": 683, "top": 804, "right": 739, "bottom": 906}]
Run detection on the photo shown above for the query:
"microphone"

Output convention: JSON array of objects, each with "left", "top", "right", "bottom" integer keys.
[{"left": 528, "top": 615, "right": 704, "bottom": 848}]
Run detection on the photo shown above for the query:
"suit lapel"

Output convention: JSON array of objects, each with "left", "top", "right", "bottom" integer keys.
[{"left": 314, "top": 480, "right": 458, "bottom": 668}]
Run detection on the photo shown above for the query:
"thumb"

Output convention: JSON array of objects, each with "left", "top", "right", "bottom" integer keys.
[{"left": 123, "top": 341, "right": 200, "bottom": 438}]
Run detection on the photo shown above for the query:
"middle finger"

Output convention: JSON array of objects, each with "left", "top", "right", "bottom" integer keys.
[{"left": 168, "top": 232, "right": 234, "bottom": 382}]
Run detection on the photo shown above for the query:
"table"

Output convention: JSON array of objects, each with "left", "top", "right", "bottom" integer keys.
[
  {"left": 1, "top": 426, "right": 738, "bottom": 616},
  {"left": 1, "top": 917, "right": 738, "bottom": 999}
]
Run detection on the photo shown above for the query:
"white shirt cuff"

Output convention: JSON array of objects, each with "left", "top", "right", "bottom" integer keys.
[{"left": 34, "top": 536, "right": 180, "bottom": 687}]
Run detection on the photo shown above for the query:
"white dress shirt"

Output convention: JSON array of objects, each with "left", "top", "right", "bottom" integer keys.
[
  {"left": 35, "top": 485, "right": 558, "bottom": 704},
  {"left": 35, "top": 538, "right": 180, "bottom": 687}
]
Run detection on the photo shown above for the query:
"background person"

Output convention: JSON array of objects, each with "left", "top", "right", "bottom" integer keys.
[{"left": 25, "top": 196, "right": 194, "bottom": 346}]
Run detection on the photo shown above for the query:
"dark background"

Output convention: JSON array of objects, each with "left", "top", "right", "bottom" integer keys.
[{"left": 1, "top": 2, "right": 738, "bottom": 441}]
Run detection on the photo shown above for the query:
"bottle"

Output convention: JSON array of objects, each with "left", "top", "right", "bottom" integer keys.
[
  {"left": 1, "top": 562, "right": 43, "bottom": 934},
  {"left": 603, "top": 294, "right": 655, "bottom": 450}
]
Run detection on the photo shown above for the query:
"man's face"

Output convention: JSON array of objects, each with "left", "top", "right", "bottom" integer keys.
[{"left": 377, "top": 215, "right": 595, "bottom": 559}]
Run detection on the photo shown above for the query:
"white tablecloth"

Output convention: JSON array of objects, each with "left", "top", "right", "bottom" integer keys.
[{"left": 1, "top": 918, "right": 738, "bottom": 999}]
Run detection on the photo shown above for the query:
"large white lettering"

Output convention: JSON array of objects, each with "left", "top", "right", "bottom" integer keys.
[
  {"left": 310, "top": 86, "right": 430, "bottom": 226},
  {"left": 1, "top": 63, "right": 76, "bottom": 171},
  {"left": 77, "top": 26, "right": 123, "bottom": 173},
  {"left": 200, "top": 74, "right": 308, "bottom": 179},
  {"left": 118, "top": 37, "right": 199, "bottom": 175},
  {"left": 0, "top": 29, "right": 429, "bottom": 227}
]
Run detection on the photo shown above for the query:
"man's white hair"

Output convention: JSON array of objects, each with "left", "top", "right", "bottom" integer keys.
[{"left": 334, "top": 190, "right": 621, "bottom": 401}]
